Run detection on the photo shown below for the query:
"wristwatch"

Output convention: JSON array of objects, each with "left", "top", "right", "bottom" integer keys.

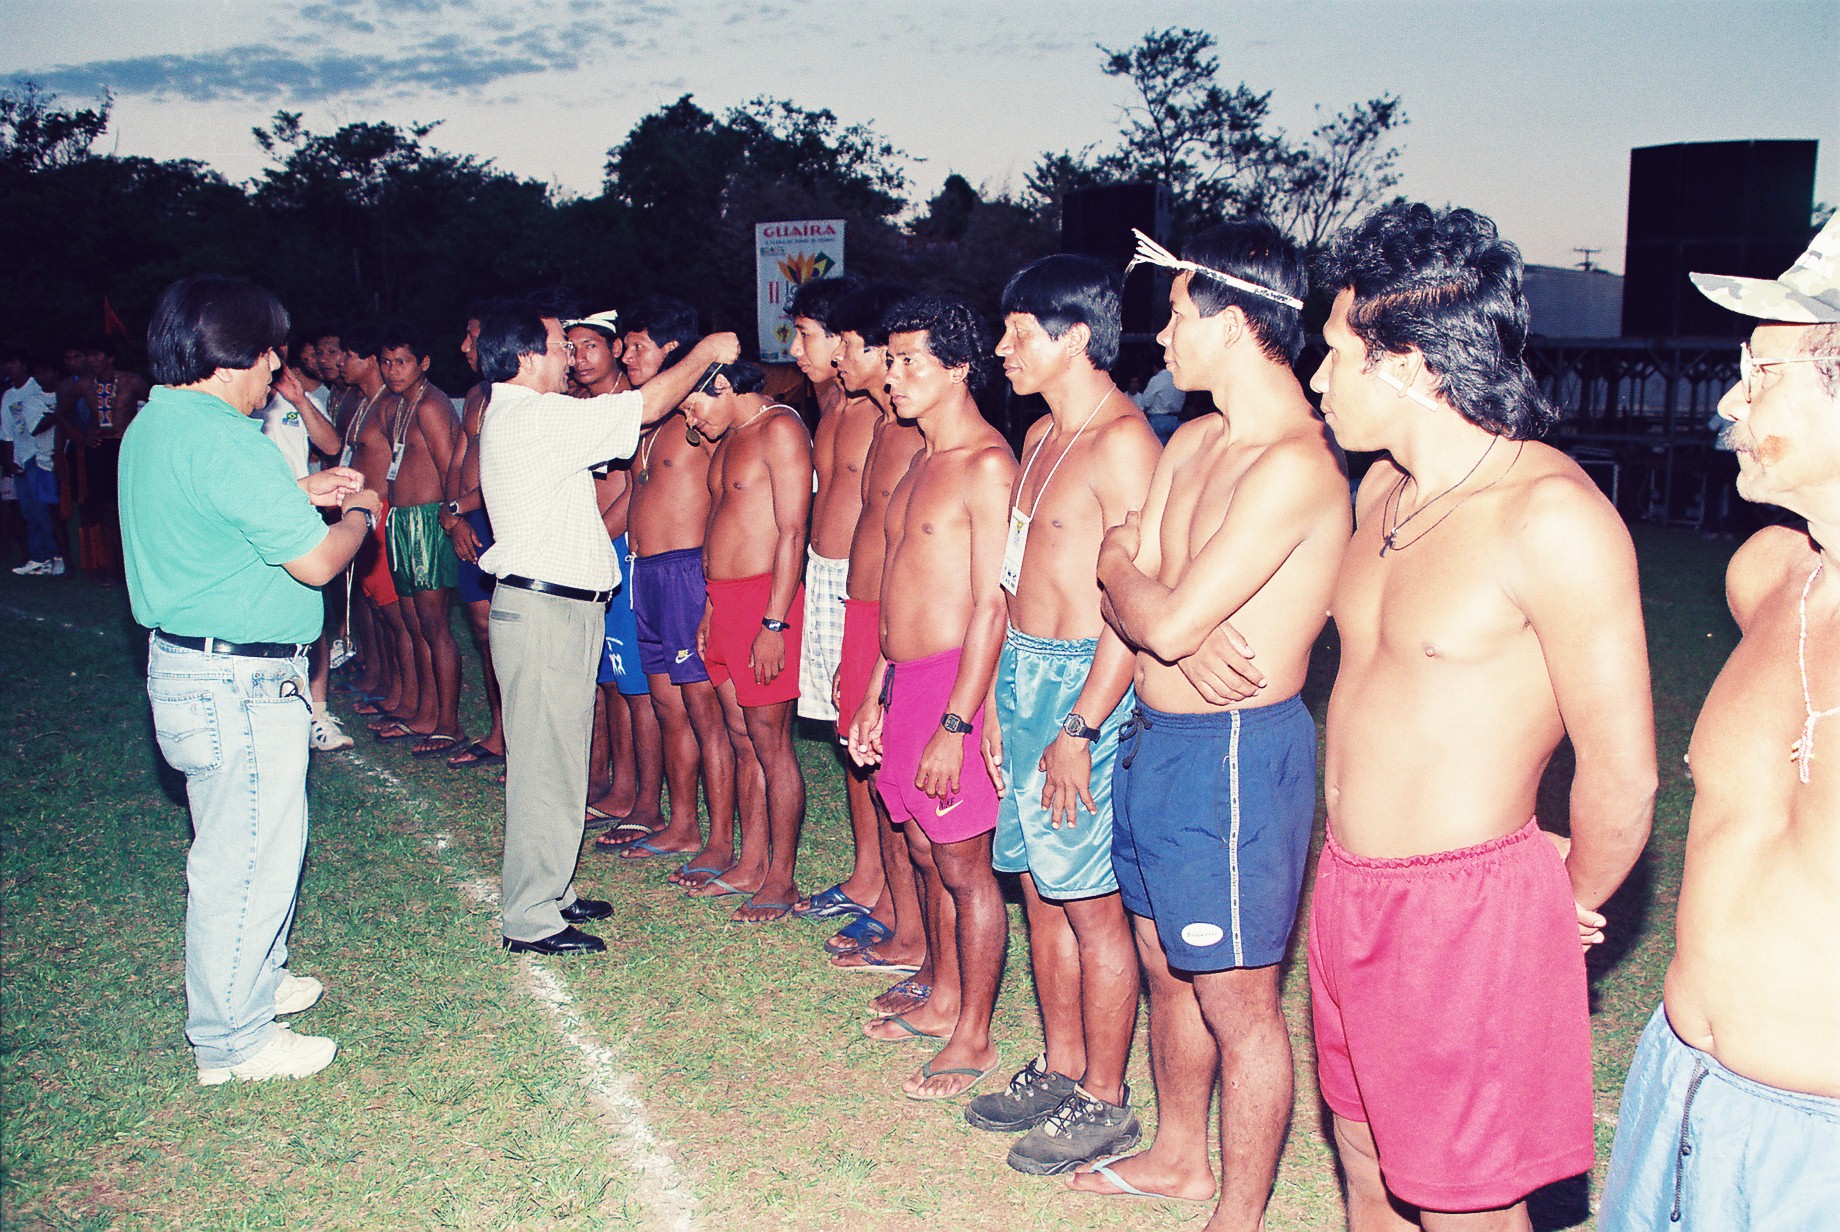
[
  {"left": 349, "top": 506, "right": 377, "bottom": 532},
  {"left": 1061, "top": 712, "right": 1101, "bottom": 740},
  {"left": 941, "top": 712, "right": 972, "bottom": 735},
  {"left": 442, "top": 499, "right": 461, "bottom": 516},
  {"left": 760, "top": 617, "right": 789, "bottom": 632}
]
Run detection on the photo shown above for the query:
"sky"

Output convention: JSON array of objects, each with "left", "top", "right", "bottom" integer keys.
[{"left": 4, "top": 0, "right": 1835, "bottom": 273}]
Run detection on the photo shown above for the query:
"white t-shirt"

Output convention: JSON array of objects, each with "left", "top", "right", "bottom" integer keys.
[
  {"left": 258, "top": 384, "right": 329, "bottom": 481},
  {"left": 2, "top": 379, "right": 57, "bottom": 469}
]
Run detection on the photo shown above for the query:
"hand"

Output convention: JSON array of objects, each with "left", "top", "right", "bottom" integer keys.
[
  {"left": 1543, "top": 830, "right": 1607, "bottom": 950},
  {"left": 1039, "top": 731, "right": 1096, "bottom": 829},
  {"left": 696, "top": 606, "right": 711, "bottom": 661},
  {"left": 445, "top": 513, "right": 482, "bottom": 563},
  {"left": 830, "top": 665, "right": 843, "bottom": 717},
  {"left": 340, "top": 487, "right": 383, "bottom": 519},
  {"left": 750, "top": 626, "right": 786, "bottom": 686},
  {"left": 916, "top": 725, "right": 965, "bottom": 803},
  {"left": 981, "top": 710, "right": 1005, "bottom": 796},
  {"left": 846, "top": 699, "right": 885, "bottom": 768},
  {"left": 273, "top": 367, "right": 306, "bottom": 406},
  {"left": 1100, "top": 509, "right": 1144, "bottom": 568},
  {"left": 302, "top": 466, "right": 364, "bottom": 507},
  {"left": 704, "top": 332, "right": 742, "bottom": 365},
  {"left": 1176, "top": 619, "right": 1266, "bottom": 704}
]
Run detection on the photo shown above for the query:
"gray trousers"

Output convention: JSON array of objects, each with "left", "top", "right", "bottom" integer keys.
[{"left": 490, "top": 583, "right": 602, "bottom": 941}]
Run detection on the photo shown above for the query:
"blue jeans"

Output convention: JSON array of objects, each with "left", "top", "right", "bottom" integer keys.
[
  {"left": 146, "top": 635, "right": 312, "bottom": 1068},
  {"left": 17, "top": 461, "right": 57, "bottom": 561}
]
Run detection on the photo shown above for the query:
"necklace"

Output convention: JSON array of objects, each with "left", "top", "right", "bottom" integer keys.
[
  {"left": 1380, "top": 438, "right": 1520, "bottom": 556},
  {"left": 1016, "top": 389, "right": 1112, "bottom": 519},
  {"left": 1791, "top": 562, "right": 1840, "bottom": 784},
  {"left": 638, "top": 425, "right": 661, "bottom": 482}
]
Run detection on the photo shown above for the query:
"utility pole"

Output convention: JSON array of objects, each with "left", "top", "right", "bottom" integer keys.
[{"left": 1574, "top": 246, "right": 1602, "bottom": 272}]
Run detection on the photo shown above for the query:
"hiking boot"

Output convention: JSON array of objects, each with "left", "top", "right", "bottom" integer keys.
[
  {"left": 46, "top": 557, "right": 66, "bottom": 575},
  {"left": 10, "top": 559, "right": 50, "bottom": 575},
  {"left": 1005, "top": 1083, "right": 1142, "bottom": 1175},
  {"left": 310, "top": 713, "right": 355, "bottom": 751},
  {"left": 197, "top": 1025, "right": 337, "bottom": 1086},
  {"left": 274, "top": 971, "right": 324, "bottom": 1016},
  {"left": 964, "top": 1053, "right": 1078, "bottom": 1132}
]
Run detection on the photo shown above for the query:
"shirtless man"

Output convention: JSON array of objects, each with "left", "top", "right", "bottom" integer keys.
[
  {"left": 1068, "top": 223, "right": 1350, "bottom": 1227},
  {"left": 437, "top": 311, "right": 507, "bottom": 771},
  {"left": 783, "top": 275, "right": 887, "bottom": 923},
  {"left": 65, "top": 337, "right": 148, "bottom": 576},
  {"left": 826, "top": 284, "right": 930, "bottom": 1005},
  {"left": 377, "top": 322, "right": 465, "bottom": 758},
  {"left": 1307, "top": 203, "right": 1655, "bottom": 1230},
  {"left": 621, "top": 297, "right": 739, "bottom": 885},
  {"left": 682, "top": 362, "right": 814, "bottom": 921},
  {"left": 847, "top": 294, "right": 1017, "bottom": 1100},
  {"left": 1600, "top": 218, "right": 1840, "bottom": 1230},
  {"left": 564, "top": 310, "right": 663, "bottom": 839},
  {"left": 971, "top": 255, "right": 1161, "bottom": 1175},
  {"left": 338, "top": 325, "right": 417, "bottom": 729}
]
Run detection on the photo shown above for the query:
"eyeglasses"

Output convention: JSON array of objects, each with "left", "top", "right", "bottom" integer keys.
[
  {"left": 1740, "top": 340, "right": 1823, "bottom": 401},
  {"left": 552, "top": 339, "right": 577, "bottom": 360}
]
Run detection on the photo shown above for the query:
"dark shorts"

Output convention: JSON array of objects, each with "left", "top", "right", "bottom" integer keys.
[
  {"left": 597, "top": 534, "right": 648, "bottom": 696},
  {"left": 1111, "top": 696, "right": 1315, "bottom": 972},
  {"left": 387, "top": 500, "right": 460, "bottom": 594},
  {"left": 455, "top": 508, "right": 496, "bottom": 605},
  {"left": 632, "top": 546, "right": 709, "bottom": 684}
]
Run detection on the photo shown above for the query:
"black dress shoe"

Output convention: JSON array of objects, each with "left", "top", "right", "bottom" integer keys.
[
  {"left": 560, "top": 897, "right": 613, "bottom": 923},
  {"left": 502, "top": 925, "right": 606, "bottom": 955}
]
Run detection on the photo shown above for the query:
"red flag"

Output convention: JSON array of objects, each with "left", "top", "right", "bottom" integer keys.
[{"left": 102, "top": 296, "right": 132, "bottom": 344}]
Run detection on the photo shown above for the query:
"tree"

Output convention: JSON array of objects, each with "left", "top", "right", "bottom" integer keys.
[{"left": 0, "top": 81, "right": 111, "bottom": 173}]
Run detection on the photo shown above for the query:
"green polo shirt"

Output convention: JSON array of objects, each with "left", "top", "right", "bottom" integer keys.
[{"left": 120, "top": 385, "right": 329, "bottom": 643}]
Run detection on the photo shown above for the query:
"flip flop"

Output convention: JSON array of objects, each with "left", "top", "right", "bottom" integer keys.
[
  {"left": 872, "top": 978, "right": 932, "bottom": 1015},
  {"left": 731, "top": 898, "right": 794, "bottom": 923},
  {"left": 445, "top": 740, "right": 505, "bottom": 768},
  {"left": 831, "top": 944, "right": 921, "bottom": 975},
  {"left": 592, "top": 821, "right": 655, "bottom": 851},
  {"left": 371, "top": 722, "right": 421, "bottom": 742},
  {"left": 791, "top": 882, "right": 872, "bottom": 919},
  {"left": 863, "top": 1013, "right": 945, "bottom": 1041},
  {"left": 1075, "top": 1154, "right": 1213, "bottom": 1203},
  {"left": 619, "top": 839, "right": 695, "bottom": 861},
  {"left": 410, "top": 734, "right": 463, "bottom": 758},
  {"left": 824, "top": 914, "right": 894, "bottom": 955},
  {"left": 669, "top": 863, "right": 726, "bottom": 887},
  {"left": 583, "top": 803, "right": 626, "bottom": 826},
  {"left": 353, "top": 700, "right": 394, "bottom": 717},
  {"left": 903, "top": 1051, "right": 1004, "bottom": 1102},
  {"left": 685, "top": 875, "right": 749, "bottom": 899}
]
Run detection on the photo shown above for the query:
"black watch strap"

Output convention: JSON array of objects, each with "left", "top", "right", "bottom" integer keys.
[
  {"left": 1062, "top": 712, "right": 1101, "bottom": 740},
  {"left": 941, "top": 712, "right": 972, "bottom": 734},
  {"left": 761, "top": 617, "right": 789, "bottom": 632}
]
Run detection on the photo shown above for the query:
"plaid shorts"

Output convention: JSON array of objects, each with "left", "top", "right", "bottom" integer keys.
[{"left": 798, "top": 547, "right": 849, "bottom": 721}]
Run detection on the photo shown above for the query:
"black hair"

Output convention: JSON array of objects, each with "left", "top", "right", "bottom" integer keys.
[
  {"left": 86, "top": 335, "right": 118, "bottom": 358},
  {"left": 712, "top": 361, "right": 767, "bottom": 395},
  {"left": 146, "top": 274, "right": 290, "bottom": 386},
  {"left": 833, "top": 283, "right": 916, "bottom": 349},
  {"left": 566, "top": 320, "right": 621, "bottom": 350},
  {"left": 622, "top": 296, "right": 700, "bottom": 372},
  {"left": 883, "top": 294, "right": 997, "bottom": 390},
  {"left": 340, "top": 322, "right": 383, "bottom": 363},
  {"left": 787, "top": 275, "right": 868, "bottom": 334},
  {"left": 1317, "top": 202, "right": 1557, "bottom": 440},
  {"left": 303, "top": 321, "right": 341, "bottom": 346},
  {"left": 1177, "top": 221, "right": 1307, "bottom": 364},
  {"left": 1000, "top": 254, "right": 1123, "bottom": 371},
  {"left": 475, "top": 303, "right": 550, "bottom": 385},
  {"left": 380, "top": 320, "right": 431, "bottom": 362}
]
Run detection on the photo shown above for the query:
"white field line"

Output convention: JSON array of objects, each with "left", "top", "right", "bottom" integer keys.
[{"left": 339, "top": 747, "right": 699, "bottom": 1231}]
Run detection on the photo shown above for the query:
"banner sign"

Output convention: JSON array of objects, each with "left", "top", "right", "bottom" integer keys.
[{"left": 755, "top": 219, "right": 845, "bottom": 362}]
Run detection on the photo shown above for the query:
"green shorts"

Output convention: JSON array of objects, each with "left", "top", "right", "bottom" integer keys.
[{"left": 387, "top": 500, "right": 460, "bottom": 594}]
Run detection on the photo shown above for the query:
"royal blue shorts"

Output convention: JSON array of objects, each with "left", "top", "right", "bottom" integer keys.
[
  {"left": 632, "top": 546, "right": 709, "bottom": 685},
  {"left": 597, "top": 534, "right": 649, "bottom": 696},
  {"left": 455, "top": 508, "right": 496, "bottom": 605},
  {"left": 1111, "top": 696, "right": 1316, "bottom": 972}
]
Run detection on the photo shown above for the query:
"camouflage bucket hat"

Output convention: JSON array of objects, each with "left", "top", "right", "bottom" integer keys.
[{"left": 1690, "top": 215, "right": 1840, "bottom": 324}]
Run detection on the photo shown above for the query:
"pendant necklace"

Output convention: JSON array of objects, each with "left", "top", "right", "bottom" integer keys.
[
  {"left": 1790, "top": 561, "right": 1840, "bottom": 784},
  {"left": 1380, "top": 438, "right": 1522, "bottom": 556}
]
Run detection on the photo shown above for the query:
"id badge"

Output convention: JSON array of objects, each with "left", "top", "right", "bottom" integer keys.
[
  {"left": 999, "top": 506, "right": 1030, "bottom": 595},
  {"left": 338, "top": 445, "right": 353, "bottom": 468},
  {"left": 386, "top": 441, "right": 405, "bottom": 481}
]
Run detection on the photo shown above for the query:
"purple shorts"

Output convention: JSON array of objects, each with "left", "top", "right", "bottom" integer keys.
[{"left": 632, "top": 546, "right": 709, "bottom": 684}]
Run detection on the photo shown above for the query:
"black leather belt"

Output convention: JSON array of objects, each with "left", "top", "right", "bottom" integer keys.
[
  {"left": 498, "top": 574, "right": 613, "bottom": 604},
  {"left": 157, "top": 632, "right": 308, "bottom": 659}
]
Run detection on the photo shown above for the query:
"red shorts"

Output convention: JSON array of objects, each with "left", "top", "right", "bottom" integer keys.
[
  {"left": 1308, "top": 818, "right": 1594, "bottom": 1212},
  {"left": 703, "top": 572, "right": 803, "bottom": 707},
  {"left": 874, "top": 646, "right": 998, "bottom": 845},
  {"left": 836, "top": 598, "right": 881, "bottom": 739},
  {"left": 358, "top": 497, "right": 398, "bottom": 606}
]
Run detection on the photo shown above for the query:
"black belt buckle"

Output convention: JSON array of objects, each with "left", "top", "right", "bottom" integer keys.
[{"left": 159, "top": 632, "right": 306, "bottom": 659}]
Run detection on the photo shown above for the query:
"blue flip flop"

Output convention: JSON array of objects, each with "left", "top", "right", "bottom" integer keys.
[
  {"left": 824, "top": 914, "right": 894, "bottom": 955},
  {"left": 792, "top": 882, "right": 872, "bottom": 919}
]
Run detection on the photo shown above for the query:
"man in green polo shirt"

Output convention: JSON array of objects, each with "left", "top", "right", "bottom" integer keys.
[{"left": 120, "top": 274, "right": 382, "bottom": 1086}]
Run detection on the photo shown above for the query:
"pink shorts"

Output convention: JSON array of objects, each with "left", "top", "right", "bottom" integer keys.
[
  {"left": 1308, "top": 818, "right": 1594, "bottom": 1212},
  {"left": 874, "top": 646, "right": 998, "bottom": 844},
  {"left": 703, "top": 572, "right": 803, "bottom": 707},
  {"left": 835, "top": 598, "right": 880, "bottom": 739}
]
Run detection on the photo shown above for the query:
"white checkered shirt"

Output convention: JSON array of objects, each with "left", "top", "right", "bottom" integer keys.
[{"left": 477, "top": 384, "right": 642, "bottom": 592}]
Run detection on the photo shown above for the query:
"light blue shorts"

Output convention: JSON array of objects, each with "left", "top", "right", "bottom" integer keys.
[
  {"left": 991, "top": 628, "right": 1133, "bottom": 900},
  {"left": 1599, "top": 1005, "right": 1840, "bottom": 1231}
]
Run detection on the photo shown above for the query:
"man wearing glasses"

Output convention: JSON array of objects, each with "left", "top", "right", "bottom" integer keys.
[
  {"left": 1599, "top": 217, "right": 1840, "bottom": 1230},
  {"left": 477, "top": 305, "right": 737, "bottom": 956}
]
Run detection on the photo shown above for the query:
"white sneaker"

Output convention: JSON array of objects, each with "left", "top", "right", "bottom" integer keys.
[
  {"left": 47, "top": 557, "right": 66, "bottom": 576},
  {"left": 274, "top": 970, "right": 324, "bottom": 1016},
  {"left": 197, "top": 1025, "right": 337, "bottom": 1086},
  {"left": 328, "top": 638, "right": 356, "bottom": 669},
  {"left": 10, "top": 560, "right": 49, "bottom": 575},
  {"left": 310, "top": 713, "right": 355, "bottom": 751}
]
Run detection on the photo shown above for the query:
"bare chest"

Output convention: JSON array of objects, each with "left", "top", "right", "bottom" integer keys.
[{"left": 1333, "top": 533, "right": 1528, "bottom": 666}]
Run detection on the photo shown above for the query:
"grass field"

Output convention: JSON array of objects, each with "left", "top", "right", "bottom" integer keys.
[{"left": 0, "top": 525, "right": 1739, "bottom": 1232}]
